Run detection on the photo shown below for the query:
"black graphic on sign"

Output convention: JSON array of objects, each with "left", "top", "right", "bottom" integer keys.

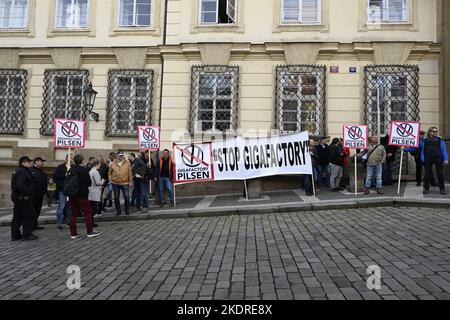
[
  {"left": 348, "top": 126, "right": 363, "bottom": 140},
  {"left": 396, "top": 123, "right": 414, "bottom": 138},
  {"left": 61, "top": 121, "right": 80, "bottom": 138},
  {"left": 142, "top": 127, "right": 157, "bottom": 142},
  {"left": 181, "top": 145, "right": 205, "bottom": 168}
]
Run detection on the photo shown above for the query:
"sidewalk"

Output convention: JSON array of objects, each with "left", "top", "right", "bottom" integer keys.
[{"left": 0, "top": 182, "right": 449, "bottom": 227}]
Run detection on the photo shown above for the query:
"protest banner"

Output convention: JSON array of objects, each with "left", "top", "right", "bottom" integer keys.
[
  {"left": 138, "top": 126, "right": 160, "bottom": 151},
  {"left": 173, "top": 142, "right": 215, "bottom": 184},
  {"left": 389, "top": 121, "right": 421, "bottom": 194},
  {"left": 343, "top": 125, "right": 368, "bottom": 195}
]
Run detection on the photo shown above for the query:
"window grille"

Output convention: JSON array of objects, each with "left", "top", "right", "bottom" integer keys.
[
  {"left": 105, "top": 69, "right": 154, "bottom": 137},
  {"left": 40, "top": 69, "right": 89, "bottom": 135},
  {"left": 190, "top": 65, "right": 239, "bottom": 134},
  {"left": 363, "top": 65, "right": 419, "bottom": 136},
  {"left": 275, "top": 65, "right": 326, "bottom": 136},
  {"left": 0, "top": 69, "right": 27, "bottom": 135}
]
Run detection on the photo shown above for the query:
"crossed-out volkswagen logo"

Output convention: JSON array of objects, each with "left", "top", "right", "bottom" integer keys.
[
  {"left": 142, "top": 127, "right": 157, "bottom": 142},
  {"left": 396, "top": 123, "right": 414, "bottom": 137},
  {"left": 348, "top": 126, "right": 363, "bottom": 140},
  {"left": 182, "top": 145, "right": 204, "bottom": 168},
  {"left": 61, "top": 121, "right": 79, "bottom": 138}
]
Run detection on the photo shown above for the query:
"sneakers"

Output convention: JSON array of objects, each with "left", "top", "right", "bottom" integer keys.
[
  {"left": 440, "top": 190, "right": 447, "bottom": 195},
  {"left": 331, "top": 188, "right": 339, "bottom": 192},
  {"left": 87, "top": 231, "right": 101, "bottom": 238},
  {"left": 34, "top": 225, "right": 44, "bottom": 230},
  {"left": 363, "top": 188, "right": 370, "bottom": 195},
  {"left": 57, "top": 225, "right": 64, "bottom": 231},
  {"left": 70, "top": 235, "right": 81, "bottom": 239},
  {"left": 11, "top": 235, "right": 22, "bottom": 241},
  {"left": 423, "top": 189, "right": 430, "bottom": 195},
  {"left": 416, "top": 182, "right": 422, "bottom": 186},
  {"left": 170, "top": 203, "right": 175, "bottom": 207},
  {"left": 376, "top": 188, "right": 384, "bottom": 195},
  {"left": 23, "top": 234, "right": 39, "bottom": 241}
]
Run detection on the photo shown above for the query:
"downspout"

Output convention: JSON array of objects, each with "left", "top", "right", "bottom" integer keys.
[{"left": 158, "top": 0, "right": 169, "bottom": 128}]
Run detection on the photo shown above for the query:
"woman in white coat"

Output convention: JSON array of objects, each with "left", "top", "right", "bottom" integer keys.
[{"left": 89, "top": 159, "right": 105, "bottom": 217}]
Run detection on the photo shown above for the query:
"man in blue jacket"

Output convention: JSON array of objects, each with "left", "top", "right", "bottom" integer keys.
[{"left": 420, "top": 127, "right": 448, "bottom": 195}]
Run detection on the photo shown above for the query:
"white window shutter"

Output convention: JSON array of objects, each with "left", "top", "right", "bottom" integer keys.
[
  {"left": 388, "top": 0, "right": 407, "bottom": 22},
  {"left": 302, "top": 0, "right": 320, "bottom": 24},
  {"left": 226, "top": 0, "right": 236, "bottom": 22}
]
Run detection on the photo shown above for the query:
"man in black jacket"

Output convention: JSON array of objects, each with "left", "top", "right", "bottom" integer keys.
[
  {"left": 11, "top": 156, "right": 38, "bottom": 241},
  {"left": 131, "top": 152, "right": 147, "bottom": 212},
  {"left": 30, "top": 157, "right": 48, "bottom": 230},
  {"left": 380, "top": 135, "right": 398, "bottom": 186},
  {"left": 68, "top": 154, "right": 100, "bottom": 239},
  {"left": 53, "top": 155, "right": 72, "bottom": 230},
  {"left": 329, "top": 138, "right": 344, "bottom": 192},
  {"left": 316, "top": 136, "right": 331, "bottom": 189}
]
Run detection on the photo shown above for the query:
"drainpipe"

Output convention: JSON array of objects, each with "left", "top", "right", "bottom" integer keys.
[{"left": 158, "top": 0, "right": 169, "bottom": 128}]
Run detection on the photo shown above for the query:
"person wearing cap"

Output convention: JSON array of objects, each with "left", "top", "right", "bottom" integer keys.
[
  {"left": 108, "top": 151, "right": 133, "bottom": 215},
  {"left": 29, "top": 157, "right": 48, "bottom": 230},
  {"left": 11, "top": 156, "right": 38, "bottom": 241}
]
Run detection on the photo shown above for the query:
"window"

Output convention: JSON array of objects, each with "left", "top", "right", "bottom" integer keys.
[
  {"left": 55, "top": 0, "right": 89, "bottom": 28},
  {"left": 364, "top": 65, "right": 419, "bottom": 135},
  {"left": 282, "top": 0, "right": 321, "bottom": 24},
  {"left": 367, "top": 0, "right": 408, "bottom": 23},
  {"left": 276, "top": 65, "right": 326, "bottom": 136},
  {"left": 199, "top": 0, "right": 236, "bottom": 24},
  {"left": 190, "top": 66, "right": 239, "bottom": 133},
  {"left": 0, "top": 0, "right": 28, "bottom": 28},
  {"left": 40, "top": 69, "right": 89, "bottom": 135},
  {"left": 106, "top": 69, "right": 153, "bottom": 137},
  {"left": 118, "top": 0, "right": 151, "bottom": 27},
  {"left": 0, "top": 69, "right": 27, "bottom": 135}
]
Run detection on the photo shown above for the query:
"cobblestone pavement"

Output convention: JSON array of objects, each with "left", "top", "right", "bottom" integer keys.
[{"left": 1, "top": 207, "right": 450, "bottom": 300}]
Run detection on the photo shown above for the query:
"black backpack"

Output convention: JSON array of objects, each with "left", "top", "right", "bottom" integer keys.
[{"left": 63, "top": 170, "right": 80, "bottom": 197}]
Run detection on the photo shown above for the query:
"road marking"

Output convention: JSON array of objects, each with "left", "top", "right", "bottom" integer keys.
[{"left": 194, "top": 195, "right": 217, "bottom": 209}]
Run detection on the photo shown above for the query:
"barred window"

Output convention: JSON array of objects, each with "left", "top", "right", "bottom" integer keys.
[
  {"left": 0, "top": 0, "right": 28, "bottom": 29},
  {"left": 282, "top": 0, "right": 321, "bottom": 24},
  {"left": 118, "top": 0, "right": 152, "bottom": 27},
  {"left": 364, "top": 65, "right": 419, "bottom": 135},
  {"left": 55, "top": 0, "right": 89, "bottom": 28},
  {"left": 276, "top": 65, "right": 326, "bottom": 136},
  {"left": 0, "top": 69, "right": 27, "bottom": 135},
  {"left": 105, "top": 69, "right": 153, "bottom": 137},
  {"left": 40, "top": 69, "right": 89, "bottom": 136},
  {"left": 367, "top": 0, "right": 408, "bottom": 23},
  {"left": 190, "top": 65, "right": 239, "bottom": 133},
  {"left": 200, "top": 0, "right": 236, "bottom": 24}
]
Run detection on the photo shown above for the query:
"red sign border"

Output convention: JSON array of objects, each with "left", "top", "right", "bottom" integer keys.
[
  {"left": 173, "top": 142, "right": 215, "bottom": 185},
  {"left": 53, "top": 118, "right": 86, "bottom": 149},
  {"left": 342, "top": 124, "right": 369, "bottom": 150},
  {"left": 138, "top": 125, "right": 161, "bottom": 151},
  {"left": 388, "top": 121, "right": 421, "bottom": 148}
]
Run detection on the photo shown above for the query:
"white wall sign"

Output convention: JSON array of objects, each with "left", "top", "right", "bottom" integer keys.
[
  {"left": 54, "top": 118, "right": 86, "bottom": 149},
  {"left": 343, "top": 124, "right": 368, "bottom": 150},
  {"left": 138, "top": 126, "right": 160, "bottom": 150},
  {"left": 389, "top": 121, "right": 420, "bottom": 148}
]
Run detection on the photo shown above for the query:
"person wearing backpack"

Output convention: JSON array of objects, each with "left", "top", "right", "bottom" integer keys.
[
  {"left": 421, "top": 127, "right": 448, "bottom": 195},
  {"left": 11, "top": 156, "right": 38, "bottom": 241},
  {"left": 362, "top": 134, "right": 386, "bottom": 195},
  {"left": 66, "top": 154, "right": 101, "bottom": 239}
]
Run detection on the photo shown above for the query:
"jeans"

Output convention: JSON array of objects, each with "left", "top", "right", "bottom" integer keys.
[
  {"left": 329, "top": 163, "right": 343, "bottom": 189},
  {"left": 318, "top": 165, "right": 330, "bottom": 188},
  {"left": 69, "top": 197, "right": 94, "bottom": 236},
  {"left": 133, "top": 178, "right": 143, "bottom": 209},
  {"left": 112, "top": 184, "right": 130, "bottom": 215},
  {"left": 141, "top": 180, "right": 149, "bottom": 208},
  {"left": 56, "top": 191, "right": 70, "bottom": 226},
  {"left": 158, "top": 177, "right": 174, "bottom": 204},
  {"left": 365, "top": 164, "right": 383, "bottom": 189}
]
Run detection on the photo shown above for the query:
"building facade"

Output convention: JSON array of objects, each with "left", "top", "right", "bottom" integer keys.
[{"left": 0, "top": 0, "right": 446, "bottom": 205}]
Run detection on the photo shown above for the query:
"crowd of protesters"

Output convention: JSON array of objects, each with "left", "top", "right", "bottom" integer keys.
[
  {"left": 304, "top": 126, "right": 448, "bottom": 196},
  {"left": 10, "top": 149, "right": 175, "bottom": 241},
  {"left": 10, "top": 127, "right": 448, "bottom": 241}
]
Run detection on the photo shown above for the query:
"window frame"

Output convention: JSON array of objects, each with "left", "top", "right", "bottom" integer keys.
[
  {"left": 0, "top": 0, "right": 29, "bottom": 29},
  {"left": 190, "top": 65, "right": 239, "bottom": 134},
  {"left": 117, "top": 0, "right": 152, "bottom": 27},
  {"left": 276, "top": 65, "right": 327, "bottom": 136},
  {"left": 54, "top": 0, "right": 90, "bottom": 29},
  {"left": 194, "top": 0, "right": 243, "bottom": 32},
  {"left": 105, "top": 69, "right": 154, "bottom": 138},
  {"left": 0, "top": 69, "right": 27, "bottom": 135},
  {"left": 40, "top": 69, "right": 89, "bottom": 136},
  {"left": 366, "top": 0, "right": 409, "bottom": 25},
  {"left": 281, "top": 0, "right": 322, "bottom": 25}
]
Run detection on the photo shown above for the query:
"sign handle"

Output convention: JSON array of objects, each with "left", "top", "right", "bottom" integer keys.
[
  {"left": 244, "top": 179, "right": 249, "bottom": 200},
  {"left": 173, "top": 183, "right": 177, "bottom": 207},
  {"left": 354, "top": 151, "right": 358, "bottom": 196},
  {"left": 397, "top": 147, "right": 404, "bottom": 194},
  {"left": 66, "top": 148, "right": 71, "bottom": 171},
  {"left": 311, "top": 173, "right": 316, "bottom": 197}
]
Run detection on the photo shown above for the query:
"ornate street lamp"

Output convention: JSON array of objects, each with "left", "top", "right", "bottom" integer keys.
[{"left": 84, "top": 82, "right": 99, "bottom": 122}]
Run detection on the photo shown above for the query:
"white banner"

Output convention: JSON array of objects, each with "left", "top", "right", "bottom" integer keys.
[
  {"left": 211, "top": 132, "right": 312, "bottom": 181},
  {"left": 54, "top": 118, "right": 86, "bottom": 149},
  {"left": 173, "top": 142, "right": 215, "bottom": 184}
]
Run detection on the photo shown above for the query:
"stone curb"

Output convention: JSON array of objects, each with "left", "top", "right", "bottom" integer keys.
[{"left": 0, "top": 198, "right": 449, "bottom": 227}]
